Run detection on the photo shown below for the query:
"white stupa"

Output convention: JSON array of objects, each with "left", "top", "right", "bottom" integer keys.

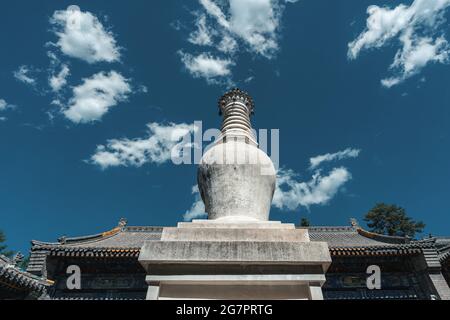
[
  {"left": 139, "top": 89, "right": 331, "bottom": 300},
  {"left": 198, "top": 88, "right": 276, "bottom": 222}
]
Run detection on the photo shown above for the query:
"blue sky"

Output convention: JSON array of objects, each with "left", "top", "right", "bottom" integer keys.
[{"left": 1, "top": 0, "right": 450, "bottom": 254}]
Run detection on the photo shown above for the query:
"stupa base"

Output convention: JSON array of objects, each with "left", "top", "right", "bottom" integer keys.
[{"left": 138, "top": 220, "right": 331, "bottom": 300}]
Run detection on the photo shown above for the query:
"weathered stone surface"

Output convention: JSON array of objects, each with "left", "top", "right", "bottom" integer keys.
[
  {"left": 198, "top": 151, "right": 276, "bottom": 221},
  {"left": 159, "top": 283, "right": 311, "bottom": 300},
  {"left": 197, "top": 88, "right": 276, "bottom": 222},
  {"left": 146, "top": 274, "right": 326, "bottom": 284},
  {"left": 177, "top": 220, "right": 295, "bottom": 229},
  {"left": 139, "top": 240, "right": 331, "bottom": 267},
  {"left": 161, "top": 227, "right": 309, "bottom": 242}
]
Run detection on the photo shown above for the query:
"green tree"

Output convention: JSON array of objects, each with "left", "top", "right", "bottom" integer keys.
[
  {"left": 0, "top": 230, "right": 14, "bottom": 258},
  {"left": 300, "top": 218, "right": 311, "bottom": 227},
  {"left": 364, "top": 203, "right": 425, "bottom": 238},
  {"left": 0, "top": 230, "right": 29, "bottom": 270}
]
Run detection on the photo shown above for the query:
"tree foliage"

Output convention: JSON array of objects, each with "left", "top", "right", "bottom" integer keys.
[
  {"left": 0, "top": 230, "right": 29, "bottom": 270},
  {"left": 364, "top": 203, "right": 425, "bottom": 238},
  {"left": 300, "top": 217, "right": 311, "bottom": 227},
  {"left": 0, "top": 230, "right": 14, "bottom": 258}
]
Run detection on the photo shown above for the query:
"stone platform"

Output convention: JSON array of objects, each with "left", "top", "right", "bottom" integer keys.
[{"left": 138, "top": 220, "right": 331, "bottom": 300}]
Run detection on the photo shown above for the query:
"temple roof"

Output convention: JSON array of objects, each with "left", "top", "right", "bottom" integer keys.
[
  {"left": 30, "top": 226, "right": 163, "bottom": 261},
  {"left": 32, "top": 226, "right": 163, "bottom": 249},
  {"left": 29, "top": 220, "right": 430, "bottom": 259},
  {"left": 0, "top": 254, "right": 51, "bottom": 298},
  {"left": 308, "top": 226, "right": 410, "bottom": 247},
  {"left": 308, "top": 226, "right": 428, "bottom": 256},
  {"left": 24, "top": 219, "right": 450, "bottom": 301},
  {"left": 31, "top": 223, "right": 417, "bottom": 250},
  {"left": 26, "top": 219, "right": 449, "bottom": 278}
]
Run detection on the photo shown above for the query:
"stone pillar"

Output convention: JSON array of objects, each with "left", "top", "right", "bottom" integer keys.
[
  {"left": 428, "top": 272, "right": 450, "bottom": 300},
  {"left": 308, "top": 284, "right": 324, "bottom": 300},
  {"left": 146, "top": 285, "right": 160, "bottom": 300},
  {"left": 422, "top": 247, "right": 450, "bottom": 300}
]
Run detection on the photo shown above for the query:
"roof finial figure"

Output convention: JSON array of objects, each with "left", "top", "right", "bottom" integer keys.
[
  {"left": 350, "top": 218, "right": 359, "bottom": 228},
  {"left": 58, "top": 236, "right": 67, "bottom": 244},
  {"left": 13, "top": 252, "right": 24, "bottom": 266},
  {"left": 118, "top": 218, "right": 128, "bottom": 228}
]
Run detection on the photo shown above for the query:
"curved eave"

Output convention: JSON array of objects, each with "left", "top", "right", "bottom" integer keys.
[
  {"left": 0, "top": 265, "right": 51, "bottom": 293},
  {"left": 31, "top": 226, "right": 165, "bottom": 250},
  {"left": 30, "top": 227, "right": 123, "bottom": 249},
  {"left": 356, "top": 228, "right": 411, "bottom": 244},
  {"left": 308, "top": 225, "right": 416, "bottom": 249}
]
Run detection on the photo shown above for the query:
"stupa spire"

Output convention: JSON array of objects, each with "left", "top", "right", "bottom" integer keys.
[{"left": 218, "top": 88, "right": 257, "bottom": 145}]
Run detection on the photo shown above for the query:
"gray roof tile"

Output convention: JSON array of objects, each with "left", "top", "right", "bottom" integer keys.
[
  {"left": 308, "top": 226, "right": 407, "bottom": 248},
  {"left": 0, "top": 254, "right": 51, "bottom": 293}
]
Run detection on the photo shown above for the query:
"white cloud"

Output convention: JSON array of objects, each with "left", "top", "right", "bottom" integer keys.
[
  {"left": 272, "top": 167, "right": 352, "bottom": 211},
  {"left": 184, "top": 185, "right": 207, "bottom": 221},
  {"left": 227, "top": 0, "right": 281, "bottom": 57},
  {"left": 0, "top": 99, "right": 16, "bottom": 122},
  {"left": 0, "top": 99, "right": 15, "bottom": 112},
  {"left": 273, "top": 148, "right": 360, "bottom": 211},
  {"left": 63, "top": 71, "right": 131, "bottom": 123},
  {"left": 349, "top": 0, "right": 450, "bottom": 87},
  {"left": 0, "top": 99, "right": 8, "bottom": 111},
  {"left": 90, "top": 122, "right": 197, "bottom": 169},
  {"left": 309, "top": 148, "right": 361, "bottom": 170},
  {"left": 243, "top": 75, "right": 255, "bottom": 83},
  {"left": 217, "top": 35, "right": 238, "bottom": 54},
  {"left": 199, "top": 0, "right": 282, "bottom": 58},
  {"left": 179, "top": 51, "right": 234, "bottom": 83},
  {"left": 199, "top": 0, "right": 230, "bottom": 30},
  {"left": 188, "top": 15, "right": 214, "bottom": 46},
  {"left": 49, "top": 64, "right": 70, "bottom": 92},
  {"left": 50, "top": 5, "right": 120, "bottom": 64},
  {"left": 180, "top": 0, "right": 297, "bottom": 83},
  {"left": 382, "top": 34, "right": 449, "bottom": 87},
  {"left": 138, "top": 85, "right": 148, "bottom": 93},
  {"left": 14, "top": 66, "right": 36, "bottom": 85}
]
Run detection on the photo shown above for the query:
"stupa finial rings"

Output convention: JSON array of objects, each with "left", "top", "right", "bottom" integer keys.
[{"left": 218, "top": 88, "right": 255, "bottom": 116}]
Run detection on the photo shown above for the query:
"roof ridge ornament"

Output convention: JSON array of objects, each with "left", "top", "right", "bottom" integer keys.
[
  {"left": 13, "top": 252, "right": 24, "bottom": 266},
  {"left": 58, "top": 236, "right": 67, "bottom": 244},
  {"left": 118, "top": 218, "right": 128, "bottom": 229},
  {"left": 350, "top": 218, "right": 359, "bottom": 228}
]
